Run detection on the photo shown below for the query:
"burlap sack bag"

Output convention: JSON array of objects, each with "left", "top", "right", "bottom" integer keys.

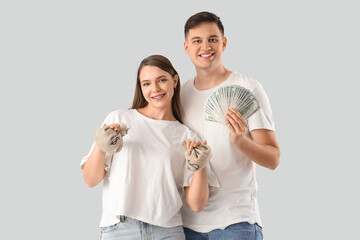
[
  {"left": 182, "top": 140, "right": 212, "bottom": 172},
  {"left": 94, "top": 123, "right": 129, "bottom": 154}
]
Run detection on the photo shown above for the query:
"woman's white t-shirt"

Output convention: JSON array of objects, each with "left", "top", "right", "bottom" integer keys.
[{"left": 80, "top": 109, "right": 219, "bottom": 228}]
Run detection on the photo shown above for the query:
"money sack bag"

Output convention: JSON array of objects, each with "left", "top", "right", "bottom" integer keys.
[
  {"left": 94, "top": 123, "right": 129, "bottom": 154},
  {"left": 182, "top": 140, "right": 212, "bottom": 172}
]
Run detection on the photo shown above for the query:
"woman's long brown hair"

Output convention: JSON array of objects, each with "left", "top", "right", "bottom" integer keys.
[{"left": 131, "top": 55, "right": 182, "bottom": 123}]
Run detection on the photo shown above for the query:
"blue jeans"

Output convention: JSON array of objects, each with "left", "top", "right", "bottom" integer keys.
[
  {"left": 183, "top": 222, "right": 263, "bottom": 240},
  {"left": 100, "top": 216, "right": 185, "bottom": 240}
]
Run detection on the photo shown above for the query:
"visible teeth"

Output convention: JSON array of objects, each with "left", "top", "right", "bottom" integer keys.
[
  {"left": 153, "top": 94, "right": 165, "bottom": 99},
  {"left": 201, "top": 53, "right": 213, "bottom": 57}
]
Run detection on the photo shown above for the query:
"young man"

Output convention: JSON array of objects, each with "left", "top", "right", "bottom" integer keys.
[{"left": 180, "top": 11, "right": 281, "bottom": 240}]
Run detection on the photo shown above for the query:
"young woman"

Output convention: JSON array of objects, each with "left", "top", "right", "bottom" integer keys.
[{"left": 80, "top": 55, "right": 218, "bottom": 240}]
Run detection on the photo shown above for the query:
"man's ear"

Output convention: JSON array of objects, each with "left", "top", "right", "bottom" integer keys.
[
  {"left": 222, "top": 37, "right": 227, "bottom": 52},
  {"left": 184, "top": 41, "right": 190, "bottom": 56}
]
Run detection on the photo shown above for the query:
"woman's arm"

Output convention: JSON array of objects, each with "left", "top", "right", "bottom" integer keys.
[
  {"left": 184, "top": 167, "right": 209, "bottom": 212},
  {"left": 82, "top": 144, "right": 107, "bottom": 187},
  {"left": 82, "top": 124, "right": 120, "bottom": 187},
  {"left": 184, "top": 140, "right": 210, "bottom": 212}
]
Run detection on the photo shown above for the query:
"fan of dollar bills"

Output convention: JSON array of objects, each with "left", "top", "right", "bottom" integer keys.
[{"left": 204, "top": 85, "right": 261, "bottom": 125}]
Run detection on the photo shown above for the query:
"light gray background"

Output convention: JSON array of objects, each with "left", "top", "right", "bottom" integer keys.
[{"left": 1, "top": 0, "right": 359, "bottom": 239}]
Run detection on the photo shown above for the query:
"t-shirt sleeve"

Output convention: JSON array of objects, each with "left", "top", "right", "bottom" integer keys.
[
  {"left": 248, "top": 83, "right": 276, "bottom": 132},
  {"left": 79, "top": 142, "right": 113, "bottom": 171},
  {"left": 79, "top": 112, "right": 115, "bottom": 171},
  {"left": 182, "top": 129, "right": 220, "bottom": 188}
]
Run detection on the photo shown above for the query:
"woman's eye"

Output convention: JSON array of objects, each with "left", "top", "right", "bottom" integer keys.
[
  {"left": 142, "top": 83, "right": 150, "bottom": 86},
  {"left": 160, "top": 79, "right": 167, "bottom": 83}
]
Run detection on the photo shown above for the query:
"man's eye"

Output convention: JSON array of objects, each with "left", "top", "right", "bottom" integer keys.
[
  {"left": 193, "top": 40, "right": 201, "bottom": 44},
  {"left": 209, "top": 38, "right": 218, "bottom": 42}
]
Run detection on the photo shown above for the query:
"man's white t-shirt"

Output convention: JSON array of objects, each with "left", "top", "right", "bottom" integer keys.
[
  {"left": 80, "top": 109, "right": 219, "bottom": 228},
  {"left": 180, "top": 72, "right": 275, "bottom": 233}
]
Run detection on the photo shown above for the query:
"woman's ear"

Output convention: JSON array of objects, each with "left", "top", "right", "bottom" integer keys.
[{"left": 173, "top": 74, "right": 179, "bottom": 88}]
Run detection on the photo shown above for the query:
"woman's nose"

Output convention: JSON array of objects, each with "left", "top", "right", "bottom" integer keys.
[{"left": 152, "top": 82, "right": 160, "bottom": 92}]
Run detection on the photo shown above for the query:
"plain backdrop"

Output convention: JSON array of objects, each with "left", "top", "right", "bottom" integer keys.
[{"left": 1, "top": 0, "right": 359, "bottom": 239}]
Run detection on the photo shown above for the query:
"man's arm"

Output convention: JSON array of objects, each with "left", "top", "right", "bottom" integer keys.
[
  {"left": 236, "top": 129, "right": 280, "bottom": 170},
  {"left": 226, "top": 108, "right": 280, "bottom": 170}
]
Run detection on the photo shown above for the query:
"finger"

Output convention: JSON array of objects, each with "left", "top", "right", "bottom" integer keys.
[
  {"left": 193, "top": 141, "right": 201, "bottom": 148},
  {"left": 225, "top": 117, "right": 235, "bottom": 133},
  {"left": 226, "top": 109, "right": 244, "bottom": 126},
  {"left": 186, "top": 139, "right": 192, "bottom": 150},
  {"left": 109, "top": 126, "right": 117, "bottom": 132},
  {"left": 229, "top": 109, "right": 248, "bottom": 128},
  {"left": 204, "top": 140, "right": 207, "bottom": 145},
  {"left": 226, "top": 113, "right": 243, "bottom": 134},
  {"left": 189, "top": 140, "right": 197, "bottom": 151},
  {"left": 113, "top": 124, "right": 120, "bottom": 131},
  {"left": 110, "top": 124, "right": 121, "bottom": 132},
  {"left": 226, "top": 110, "right": 247, "bottom": 133},
  {"left": 231, "top": 109, "right": 248, "bottom": 129}
]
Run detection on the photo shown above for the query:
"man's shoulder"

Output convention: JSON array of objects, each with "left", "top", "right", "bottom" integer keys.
[
  {"left": 230, "top": 72, "right": 261, "bottom": 90},
  {"left": 181, "top": 78, "right": 194, "bottom": 89},
  {"left": 180, "top": 78, "right": 194, "bottom": 97}
]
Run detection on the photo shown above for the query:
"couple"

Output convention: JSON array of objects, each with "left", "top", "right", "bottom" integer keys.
[{"left": 80, "top": 11, "right": 280, "bottom": 240}]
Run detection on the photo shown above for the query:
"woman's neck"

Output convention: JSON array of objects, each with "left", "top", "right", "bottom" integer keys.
[{"left": 137, "top": 105, "right": 176, "bottom": 121}]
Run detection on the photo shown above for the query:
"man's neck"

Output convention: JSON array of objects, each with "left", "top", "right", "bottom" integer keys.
[{"left": 194, "top": 65, "right": 232, "bottom": 90}]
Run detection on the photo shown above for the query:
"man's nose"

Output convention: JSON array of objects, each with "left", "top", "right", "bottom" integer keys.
[{"left": 202, "top": 41, "right": 211, "bottom": 51}]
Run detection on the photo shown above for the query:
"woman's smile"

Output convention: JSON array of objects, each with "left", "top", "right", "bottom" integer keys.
[{"left": 151, "top": 93, "right": 166, "bottom": 100}]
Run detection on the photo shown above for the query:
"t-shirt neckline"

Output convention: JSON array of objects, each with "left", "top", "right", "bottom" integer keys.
[
  {"left": 190, "top": 71, "right": 236, "bottom": 94},
  {"left": 133, "top": 109, "right": 179, "bottom": 124}
]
